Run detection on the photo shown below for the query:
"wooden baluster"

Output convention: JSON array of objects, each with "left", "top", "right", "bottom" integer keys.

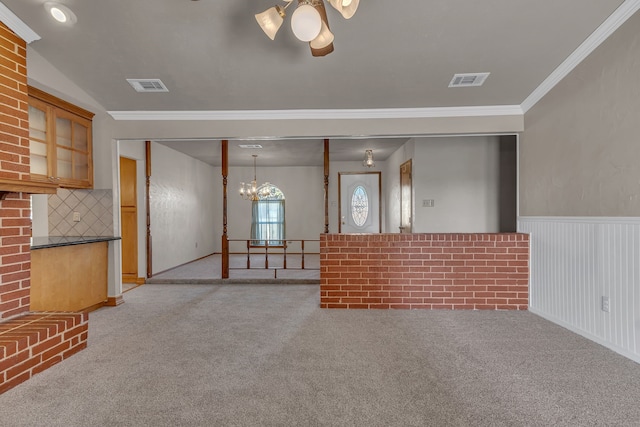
[
  {"left": 246, "top": 240, "right": 250, "bottom": 269},
  {"left": 283, "top": 241, "right": 287, "bottom": 270},
  {"left": 301, "top": 240, "right": 305, "bottom": 270},
  {"left": 265, "top": 240, "right": 269, "bottom": 269}
]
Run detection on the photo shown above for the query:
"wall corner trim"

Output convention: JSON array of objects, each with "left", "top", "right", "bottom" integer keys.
[{"left": 521, "top": 0, "right": 640, "bottom": 113}]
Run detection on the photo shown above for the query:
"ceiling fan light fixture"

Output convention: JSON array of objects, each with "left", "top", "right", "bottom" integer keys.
[
  {"left": 327, "top": 0, "right": 359, "bottom": 19},
  {"left": 291, "top": 2, "right": 322, "bottom": 42},
  {"left": 310, "top": 1, "right": 333, "bottom": 50},
  {"left": 255, "top": 5, "right": 286, "bottom": 40},
  {"left": 44, "top": 2, "right": 77, "bottom": 25},
  {"left": 310, "top": 20, "right": 334, "bottom": 49}
]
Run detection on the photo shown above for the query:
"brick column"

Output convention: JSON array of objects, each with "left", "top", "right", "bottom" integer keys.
[{"left": 0, "top": 23, "right": 33, "bottom": 319}]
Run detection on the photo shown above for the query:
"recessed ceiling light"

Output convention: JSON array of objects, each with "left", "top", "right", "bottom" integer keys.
[
  {"left": 238, "top": 144, "right": 263, "bottom": 149},
  {"left": 44, "top": 2, "right": 77, "bottom": 25}
]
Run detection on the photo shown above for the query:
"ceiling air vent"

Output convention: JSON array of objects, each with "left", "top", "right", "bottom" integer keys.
[
  {"left": 448, "top": 72, "right": 490, "bottom": 88},
  {"left": 126, "top": 79, "right": 169, "bottom": 92}
]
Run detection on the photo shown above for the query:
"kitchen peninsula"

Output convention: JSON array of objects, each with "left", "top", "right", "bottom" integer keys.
[{"left": 30, "top": 236, "right": 120, "bottom": 312}]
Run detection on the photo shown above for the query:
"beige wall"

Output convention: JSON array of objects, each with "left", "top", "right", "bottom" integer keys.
[{"left": 520, "top": 10, "right": 640, "bottom": 217}]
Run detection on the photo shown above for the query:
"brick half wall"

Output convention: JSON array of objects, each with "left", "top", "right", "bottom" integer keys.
[{"left": 320, "top": 233, "right": 529, "bottom": 310}]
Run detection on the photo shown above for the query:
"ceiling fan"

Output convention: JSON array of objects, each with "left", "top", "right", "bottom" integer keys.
[{"left": 255, "top": 0, "right": 359, "bottom": 57}]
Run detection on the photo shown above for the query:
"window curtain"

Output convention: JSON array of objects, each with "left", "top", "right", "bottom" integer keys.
[{"left": 251, "top": 200, "right": 285, "bottom": 246}]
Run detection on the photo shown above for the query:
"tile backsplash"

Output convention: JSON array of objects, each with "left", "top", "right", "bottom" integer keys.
[{"left": 49, "top": 189, "right": 114, "bottom": 236}]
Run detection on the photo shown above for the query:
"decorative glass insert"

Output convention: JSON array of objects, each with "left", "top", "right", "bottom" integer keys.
[{"left": 351, "top": 185, "right": 369, "bottom": 227}]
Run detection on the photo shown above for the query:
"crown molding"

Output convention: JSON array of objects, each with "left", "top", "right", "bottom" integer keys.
[
  {"left": 0, "top": 3, "right": 40, "bottom": 44},
  {"left": 108, "top": 105, "right": 523, "bottom": 121},
  {"left": 521, "top": 0, "right": 640, "bottom": 113}
]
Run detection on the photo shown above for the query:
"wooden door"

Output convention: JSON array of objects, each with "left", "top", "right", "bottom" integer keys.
[
  {"left": 400, "top": 160, "right": 412, "bottom": 233},
  {"left": 120, "top": 157, "right": 139, "bottom": 283}
]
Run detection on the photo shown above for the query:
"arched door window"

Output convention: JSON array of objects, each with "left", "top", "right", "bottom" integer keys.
[
  {"left": 351, "top": 185, "right": 369, "bottom": 227},
  {"left": 250, "top": 183, "right": 285, "bottom": 246}
]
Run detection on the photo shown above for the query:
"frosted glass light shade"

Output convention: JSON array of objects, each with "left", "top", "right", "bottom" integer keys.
[
  {"left": 255, "top": 6, "right": 286, "bottom": 40},
  {"left": 291, "top": 4, "right": 322, "bottom": 42},
  {"left": 310, "top": 20, "right": 334, "bottom": 49},
  {"left": 327, "top": 0, "right": 359, "bottom": 19}
]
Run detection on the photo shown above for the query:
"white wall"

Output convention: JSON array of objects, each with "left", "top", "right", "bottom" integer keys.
[
  {"left": 150, "top": 143, "right": 217, "bottom": 274},
  {"left": 226, "top": 166, "right": 324, "bottom": 253},
  {"left": 519, "top": 217, "right": 640, "bottom": 363},
  {"left": 412, "top": 136, "right": 500, "bottom": 233}
]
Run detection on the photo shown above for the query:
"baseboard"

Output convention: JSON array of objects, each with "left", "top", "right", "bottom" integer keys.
[
  {"left": 106, "top": 295, "right": 125, "bottom": 306},
  {"left": 529, "top": 307, "right": 640, "bottom": 364},
  {"left": 151, "top": 252, "right": 216, "bottom": 277},
  {"left": 122, "top": 275, "right": 145, "bottom": 285}
]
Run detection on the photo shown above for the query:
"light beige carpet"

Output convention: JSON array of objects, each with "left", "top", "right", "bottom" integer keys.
[{"left": 2, "top": 284, "right": 640, "bottom": 426}]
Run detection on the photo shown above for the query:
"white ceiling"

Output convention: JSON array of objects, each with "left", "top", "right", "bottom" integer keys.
[
  {"left": 155, "top": 137, "right": 409, "bottom": 166},
  {"left": 1, "top": 0, "right": 633, "bottom": 165}
]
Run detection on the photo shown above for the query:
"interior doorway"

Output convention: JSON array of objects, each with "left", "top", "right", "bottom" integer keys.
[
  {"left": 400, "top": 159, "right": 412, "bottom": 233},
  {"left": 120, "top": 156, "right": 140, "bottom": 284}
]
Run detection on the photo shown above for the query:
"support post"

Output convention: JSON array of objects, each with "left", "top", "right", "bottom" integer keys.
[
  {"left": 324, "top": 139, "right": 330, "bottom": 234},
  {"left": 221, "top": 140, "right": 229, "bottom": 279},
  {"left": 145, "top": 141, "right": 152, "bottom": 278}
]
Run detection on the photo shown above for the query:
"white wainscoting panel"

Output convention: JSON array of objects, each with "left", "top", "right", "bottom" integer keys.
[{"left": 519, "top": 217, "right": 640, "bottom": 363}]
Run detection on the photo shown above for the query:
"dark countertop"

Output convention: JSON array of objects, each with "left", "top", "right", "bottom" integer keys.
[{"left": 31, "top": 236, "right": 121, "bottom": 250}]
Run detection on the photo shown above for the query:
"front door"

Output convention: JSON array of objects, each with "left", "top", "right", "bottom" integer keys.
[
  {"left": 400, "top": 159, "right": 412, "bottom": 233},
  {"left": 338, "top": 172, "right": 381, "bottom": 233}
]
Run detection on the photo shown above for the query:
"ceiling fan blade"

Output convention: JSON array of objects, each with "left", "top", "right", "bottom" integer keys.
[{"left": 310, "top": 42, "right": 334, "bottom": 57}]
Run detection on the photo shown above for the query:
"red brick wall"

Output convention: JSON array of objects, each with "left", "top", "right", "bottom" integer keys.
[
  {"left": 0, "top": 23, "right": 31, "bottom": 320},
  {"left": 320, "top": 233, "right": 529, "bottom": 310},
  {"left": 0, "top": 312, "right": 88, "bottom": 394}
]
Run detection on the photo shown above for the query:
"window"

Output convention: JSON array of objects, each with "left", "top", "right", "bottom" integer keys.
[
  {"left": 351, "top": 185, "right": 369, "bottom": 227},
  {"left": 251, "top": 183, "right": 285, "bottom": 246}
]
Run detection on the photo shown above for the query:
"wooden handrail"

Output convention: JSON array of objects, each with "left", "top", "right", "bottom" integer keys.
[{"left": 227, "top": 239, "right": 320, "bottom": 274}]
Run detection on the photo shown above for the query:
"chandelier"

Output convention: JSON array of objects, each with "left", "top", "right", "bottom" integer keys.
[
  {"left": 362, "top": 149, "right": 375, "bottom": 168},
  {"left": 239, "top": 155, "right": 270, "bottom": 201},
  {"left": 255, "top": 0, "right": 359, "bottom": 57}
]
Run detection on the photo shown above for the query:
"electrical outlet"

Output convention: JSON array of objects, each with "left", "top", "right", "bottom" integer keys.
[
  {"left": 422, "top": 199, "right": 435, "bottom": 207},
  {"left": 601, "top": 296, "right": 610, "bottom": 312},
  {"left": 72, "top": 212, "right": 81, "bottom": 222}
]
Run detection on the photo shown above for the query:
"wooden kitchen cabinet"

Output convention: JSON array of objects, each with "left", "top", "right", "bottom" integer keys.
[
  {"left": 30, "top": 241, "right": 108, "bottom": 312},
  {"left": 28, "top": 86, "right": 95, "bottom": 189}
]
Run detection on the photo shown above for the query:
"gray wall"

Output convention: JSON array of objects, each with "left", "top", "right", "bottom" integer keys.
[
  {"left": 520, "top": 10, "right": 640, "bottom": 217},
  {"left": 412, "top": 136, "right": 501, "bottom": 233}
]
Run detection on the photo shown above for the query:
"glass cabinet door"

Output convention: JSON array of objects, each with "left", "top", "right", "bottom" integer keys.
[
  {"left": 54, "top": 110, "right": 92, "bottom": 185},
  {"left": 28, "top": 100, "right": 49, "bottom": 178},
  {"left": 28, "top": 86, "right": 94, "bottom": 189}
]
